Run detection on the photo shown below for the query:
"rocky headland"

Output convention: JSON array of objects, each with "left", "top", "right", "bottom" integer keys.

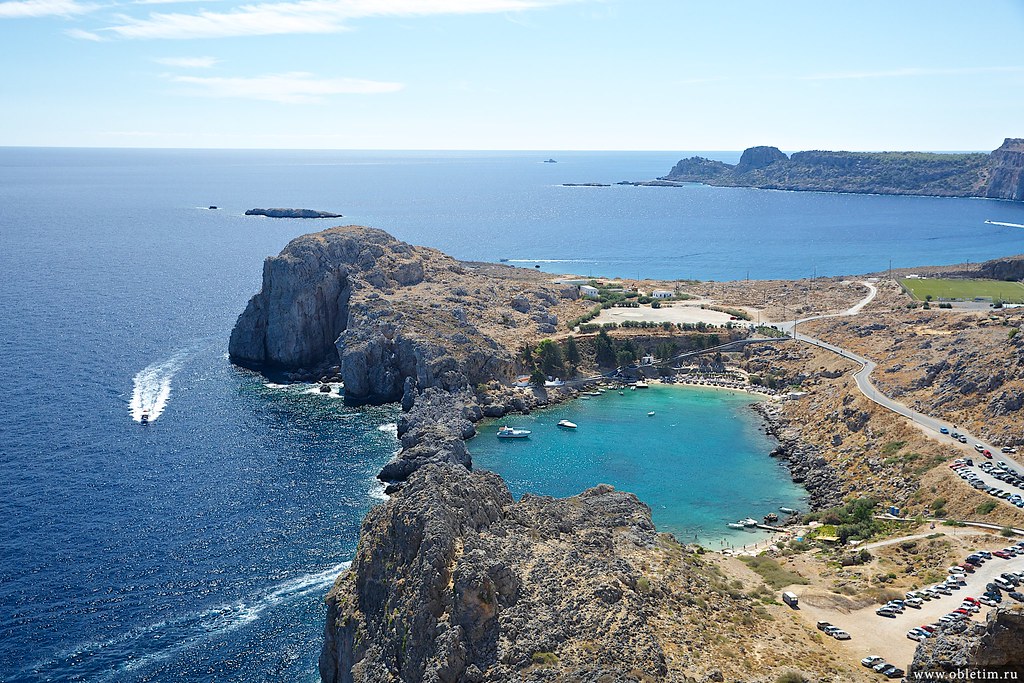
[
  {"left": 246, "top": 208, "right": 345, "bottom": 218},
  {"left": 638, "top": 138, "right": 1024, "bottom": 201},
  {"left": 229, "top": 225, "right": 585, "bottom": 478}
]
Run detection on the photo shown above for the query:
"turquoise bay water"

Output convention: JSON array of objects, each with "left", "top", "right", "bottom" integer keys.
[{"left": 469, "top": 385, "right": 806, "bottom": 547}]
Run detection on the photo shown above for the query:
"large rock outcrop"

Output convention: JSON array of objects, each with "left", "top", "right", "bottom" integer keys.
[
  {"left": 985, "top": 138, "right": 1024, "bottom": 201},
  {"left": 319, "top": 464, "right": 672, "bottom": 683},
  {"left": 911, "top": 606, "right": 1024, "bottom": 674},
  {"left": 229, "top": 226, "right": 584, "bottom": 407}
]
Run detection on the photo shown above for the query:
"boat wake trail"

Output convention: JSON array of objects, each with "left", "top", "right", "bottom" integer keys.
[
  {"left": 129, "top": 353, "right": 188, "bottom": 423},
  {"left": 29, "top": 562, "right": 351, "bottom": 681},
  {"left": 985, "top": 220, "right": 1024, "bottom": 229}
]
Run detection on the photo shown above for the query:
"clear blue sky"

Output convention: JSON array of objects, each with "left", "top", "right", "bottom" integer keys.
[{"left": 2, "top": 0, "right": 1023, "bottom": 150}]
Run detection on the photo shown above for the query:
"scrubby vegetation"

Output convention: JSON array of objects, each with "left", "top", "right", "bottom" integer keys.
[{"left": 740, "top": 555, "right": 810, "bottom": 590}]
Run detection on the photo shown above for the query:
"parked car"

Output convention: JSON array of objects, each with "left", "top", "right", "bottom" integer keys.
[
  {"left": 876, "top": 607, "right": 897, "bottom": 618},
  {"left": 906, "top": 597, "right": 923, "bottom": 608},
  {"left": 831, "top": 629, "right": 851, "bottom": 640},
  {"left": 907, "top": 630, "right": 927, "bottom": 642},
  {"left": 1009, "top": 592, "right": 1024, "bottom": 603},
  {"left": 978, "top": 551, "right": 993, "bottom": 559},
  {"left": 940, "top": 427, "right": 950, "bottom": 434},
  {"left": 861, "top": 656, "right": 885, "bottom": 668},
  {"left": 960, "top": 436, "right": 969, "bottom": 443},
  {"left": 874, "top": 662, "right": 896, "bottom": 674},
  {"left": 994, "top": 551, "right": 1013, "bottom": 559},
  {"left": 886, "top": 668, "right": 905, "bottom": 679},
  {"left": 815, "top": 620, "right": 833, "bottom": 631},
  {"left": 983, "top": 449, "right": 993, "bottom": 458}
]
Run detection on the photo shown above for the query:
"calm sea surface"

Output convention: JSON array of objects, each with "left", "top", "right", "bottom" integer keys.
[{"left": 1, "top": 148, "right": 1022, "bottom": 682}]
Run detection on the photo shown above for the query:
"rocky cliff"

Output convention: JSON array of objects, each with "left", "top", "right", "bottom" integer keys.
[
  {"left": 229, "top": 226, "right": 583, "bottom": 406},
  {"left": 985, "top": 138, "right": 1024, "bottom": 201},
  {"left": 911, "top": 606, "right": 1024, "bottom": 674},
  {"left": 655, "top": 141, "right": 1024, "bottom": 200},
  {"left": 320, "top": 464, "right": 676, "bottom": 683}
]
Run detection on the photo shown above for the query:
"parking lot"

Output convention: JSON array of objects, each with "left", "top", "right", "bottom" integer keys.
[{"left": 791, "top": 539, "right": 1024, "bottom": 673}]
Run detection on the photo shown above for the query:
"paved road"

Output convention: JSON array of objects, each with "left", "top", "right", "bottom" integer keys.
[{"left": 773, "top": 281, "right": 1024, "bottom": 508}]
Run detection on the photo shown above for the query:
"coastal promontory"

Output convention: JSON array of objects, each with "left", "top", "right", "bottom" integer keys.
[{"left": 652, "top": 138, "right": 1024, "bottom": 201}]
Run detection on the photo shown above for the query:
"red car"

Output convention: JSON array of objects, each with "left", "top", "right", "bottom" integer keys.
[
  {"left": 963, "top": 597, "right": 980, "bottom": 604},
  {"left": 994, "top": 551, "right": 1012, "bottom": 559},
  {"left": 920, "top": 624, "right": 937, "bottom": 633},
  {"left": 983, "top": 450, "right": 993, "bottom": 458},
  {"left": 959, "top": 563, "right": 976, "bottom": 573}
]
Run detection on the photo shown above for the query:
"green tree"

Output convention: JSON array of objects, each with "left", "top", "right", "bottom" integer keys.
[
  {"left": 616, "top": 349, "right": 635, "bottom": 368},
  {"left": 530, "top": 368, "right": 547, "bottom": 387},
  {"left": 537, "top": 339, "right": 564, "bottom": 376},
  {"left": 594, "top": 329, "right": 616, "bottom": 367},
  {"left": 564, "top": 335, "right": 580, "bottom": 365}
]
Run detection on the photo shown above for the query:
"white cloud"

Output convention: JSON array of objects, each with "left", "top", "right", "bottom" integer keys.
[
  {"left": 801, "top": 66, "right": 1024, "bottom": 81},
  {"left": 64, "top": 26, "right": 104, "bottom": 38},
  {"left": 166, "top": 71, "right": 404, "bottom": 102},
  {"left": 98, "top": 0, "right": 577, "bottom": 39},
  {"left": 155, "top": 55, "right": 219, "bottom": 67},
  {"left": 0, "top": 0, "right": 95, "bottom": 17}
]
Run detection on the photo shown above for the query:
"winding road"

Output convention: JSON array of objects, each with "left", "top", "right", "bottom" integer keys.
[{"left": 774, "top": 281, "right": 1024, "bottom": 506}]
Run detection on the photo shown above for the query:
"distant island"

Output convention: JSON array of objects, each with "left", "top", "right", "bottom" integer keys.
[
  {"left": 634, "top": 138, "right": 1024, "bottom": 201},
  {"left": 245, "top": 208, "right": 344, "bottom": 218}
]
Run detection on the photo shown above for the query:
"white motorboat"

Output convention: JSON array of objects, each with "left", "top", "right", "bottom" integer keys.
[
  {"left": 635, "top": 381, "right": 649, "bottom": 388},
  {"left": 557, "top": 420, "right": 577, "bottom": 429},
  {"left": 727, "top": 522, "right": 745, "bottom": 530},
  {"left": 741, "top": 518, "right": 759, "bottom": 528},
  {"left": 647, "top": 411, "right": 655, "bottom": 416},
  {"left": 779, "top": 506, "right": 798, "bottom": 514},
  {"left": 496, "top": 426, "right": 531, "bottom": 439}
]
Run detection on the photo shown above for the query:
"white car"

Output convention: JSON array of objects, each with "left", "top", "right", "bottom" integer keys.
[{"left": 862, "top": 656, "right": 885, "bottom": 668}]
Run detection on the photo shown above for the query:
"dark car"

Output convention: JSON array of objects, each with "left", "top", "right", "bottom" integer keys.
[
  {"left": 886, "top": 668, "right": 906, "bottom": 679},
  {"left": 1009, "top": 592, "right": 1024, "bottom": 603}
]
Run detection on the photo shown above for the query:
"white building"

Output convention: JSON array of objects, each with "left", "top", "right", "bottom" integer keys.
[
  {"left": 579, "top": 285, "right": 599, "bottom": 297},
  {"left": 651, "top": 289, "right": 673, "bottom": 299}
]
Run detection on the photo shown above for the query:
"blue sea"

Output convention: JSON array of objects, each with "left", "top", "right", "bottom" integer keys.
[{"left": 1, "top": 148, "right": 1022, "bottom": 682}]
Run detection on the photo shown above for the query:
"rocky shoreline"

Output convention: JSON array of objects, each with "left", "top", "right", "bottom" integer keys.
[{"left": 752, "top": 397, "right": 845, "bottom": 511}]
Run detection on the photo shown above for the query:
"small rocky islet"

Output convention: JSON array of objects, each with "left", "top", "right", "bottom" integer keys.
[{"left": 245, "top": 207, "right": 344, "bottom": 218}]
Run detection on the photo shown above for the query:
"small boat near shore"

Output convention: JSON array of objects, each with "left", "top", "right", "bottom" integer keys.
[
  {"left": 741, "top": 518, "right": 758, "bottom": 528},
  {"left": 779, "top": 506, "right": 798, "bottom": 514},
  {"left": 635, "top": 381, "right": 649, "bottom": 388},
  {"left": 647, "top": 411, "right": 655, "bottom": 416},
  {"left": 557, "top": 420, "right": 577, "bottom": 429},
  {"left": 727, "top": 522, "right": 745, "bottom": 530},
  {"left": 497, "top": 426, "right": 531, "bottom": 439}
]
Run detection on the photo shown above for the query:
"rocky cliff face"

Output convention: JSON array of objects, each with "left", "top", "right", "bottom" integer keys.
[
  {"left": 985, "top": 138, "right": 1024, "bottom": 201},
  {"left": 229, "top": 226, "right": 584, "bottom": 407},
  {"left": 229, "top": 227, "right": 420, "bottom": 372},
  {"left": 321, "top": 464, "right": 671, "bottom": 683},
  {"left": 734, "top": 146, "right": 787, "bottom": 174},
  {"left": 911, "top": 606, "right": 1024, "bottom": 674}
]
